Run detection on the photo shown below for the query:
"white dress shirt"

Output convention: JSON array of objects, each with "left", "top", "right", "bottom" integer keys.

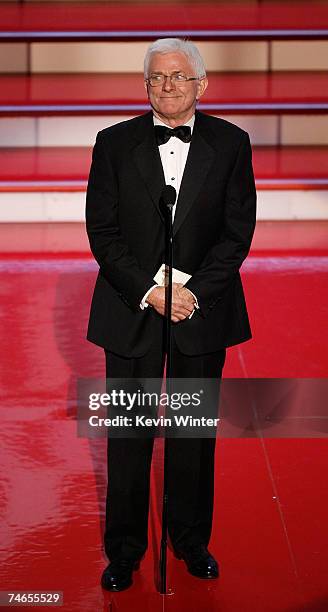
[
  {"left": 154, "top": 113, "right": 194, "bottom": 221},
  {"left": 140, "top": 113, "right": 199, "bottom": 317}
]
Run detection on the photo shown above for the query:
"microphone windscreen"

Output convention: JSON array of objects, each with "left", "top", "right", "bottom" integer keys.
[{"left": 161, "top": 185, "right": 177, "bottom": 209}]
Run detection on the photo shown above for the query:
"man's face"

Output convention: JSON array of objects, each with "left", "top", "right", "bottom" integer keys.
[{"left": 144, "top": 51, "right": 208, "bottom": 123}]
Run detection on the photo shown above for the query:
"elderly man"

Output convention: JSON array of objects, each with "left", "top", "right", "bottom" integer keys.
[{"left": 86, "top": 37, "right": 256, "bottom": 591}]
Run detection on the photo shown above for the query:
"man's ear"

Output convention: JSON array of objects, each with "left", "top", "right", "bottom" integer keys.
[{"left": 196, "top": 77, "right": 208, "bottom": 100}]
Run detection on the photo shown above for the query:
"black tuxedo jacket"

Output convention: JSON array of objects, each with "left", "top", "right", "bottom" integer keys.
[{"left": 86, "top": 109, "right": 256, "bottom": 357}]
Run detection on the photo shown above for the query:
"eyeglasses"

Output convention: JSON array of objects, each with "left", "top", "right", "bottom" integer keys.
[{"left": 146, "top": 73, "right": 201, "bottom": 87}]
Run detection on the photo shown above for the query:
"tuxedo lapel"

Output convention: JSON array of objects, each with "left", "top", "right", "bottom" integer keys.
[
  {"left": 132, "top": 112, "right": 166, "bottom": 222},
  {"left": 173, "top": 111, "right": 216, "bottom": 237}
]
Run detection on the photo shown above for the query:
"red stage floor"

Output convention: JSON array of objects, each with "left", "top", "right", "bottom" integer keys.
[{"left": 0, "top": 222, "right": 327, "bottom": 610}]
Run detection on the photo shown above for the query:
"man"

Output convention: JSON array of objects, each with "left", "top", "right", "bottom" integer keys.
[{"left": 86, "top": 38, "right": 256, "bottom": 591}]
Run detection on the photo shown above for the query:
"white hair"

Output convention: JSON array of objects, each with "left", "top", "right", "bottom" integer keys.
[{"left": 144, "top": 38, "right": 206, "bottom": 79}]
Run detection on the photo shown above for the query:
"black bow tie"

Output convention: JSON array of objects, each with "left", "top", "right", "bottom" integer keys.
[{"left": 154, "top": 124, "right": 192, "bottom": 146}]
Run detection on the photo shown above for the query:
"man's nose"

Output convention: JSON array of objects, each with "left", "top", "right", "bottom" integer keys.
[{"left": 162, "top": 76, "right": 175, "bottom": 92}]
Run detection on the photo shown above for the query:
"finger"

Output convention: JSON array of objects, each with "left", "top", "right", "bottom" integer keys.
[
  {"left": 171, "top": 302, "right": 193, "bottom": 313},
  {"left": 172, "top": 308, "right": 193, "bottom": 319},
  {"left": 179, "top": 293, "right": 195, "bottom": 307},
  {"left": 178, "top": 290, "right": 196, "bottom": 303},
  {"left": 153, "top": 306, "right": 166, "bottom": 316},
  {"left": 171, "top": 313, "right": 189, "bottom": 322},
  {"left": 172, "top": 314, "right": 186, "bottom": 322},
  {"left": 172, "top": 298, "right": 194, "bottom": 310}
]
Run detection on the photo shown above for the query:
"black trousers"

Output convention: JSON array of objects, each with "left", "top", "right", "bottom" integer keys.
[{"left": 104, "top": 328, "right": 226, "bottom": 562}]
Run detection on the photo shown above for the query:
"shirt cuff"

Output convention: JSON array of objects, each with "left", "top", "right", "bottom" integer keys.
[{"left": 140, "top": 284, "right": 158, "bottom": 310}]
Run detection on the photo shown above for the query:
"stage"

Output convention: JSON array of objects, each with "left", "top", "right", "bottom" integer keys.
[{"left": 0, "top": 221, "right": 327, "bottom": 611}]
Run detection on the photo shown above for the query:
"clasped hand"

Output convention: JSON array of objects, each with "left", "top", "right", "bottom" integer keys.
[{"left": 146, "top": 283, "right": 195, "bottom": 322}]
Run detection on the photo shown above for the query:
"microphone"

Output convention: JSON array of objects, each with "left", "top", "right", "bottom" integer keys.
[
  {"left": 160, "top": 185, "right": 177, "bottom": 214},
  {"left": 158, "top": 184, "right": 176, "bottom": 595}
]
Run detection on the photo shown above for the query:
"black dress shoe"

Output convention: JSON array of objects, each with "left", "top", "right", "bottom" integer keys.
[
  {"left": 101, "top": 558, "right": 140, "bottom": 591},
  {"left": 174, "top": 544, "right": 219, "bottom": 579}
]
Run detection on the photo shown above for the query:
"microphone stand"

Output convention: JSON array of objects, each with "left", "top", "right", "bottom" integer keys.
[{"left": 159, "top": 197, "right": 174, "bottom": 595}]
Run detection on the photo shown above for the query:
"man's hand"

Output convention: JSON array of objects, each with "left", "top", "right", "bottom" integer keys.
[
  {"left": 146, "top": 283, "right": 196, "bottom": 322},
  {"left": 173, "top": 283, "right": 196, "bottom": 321}
]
